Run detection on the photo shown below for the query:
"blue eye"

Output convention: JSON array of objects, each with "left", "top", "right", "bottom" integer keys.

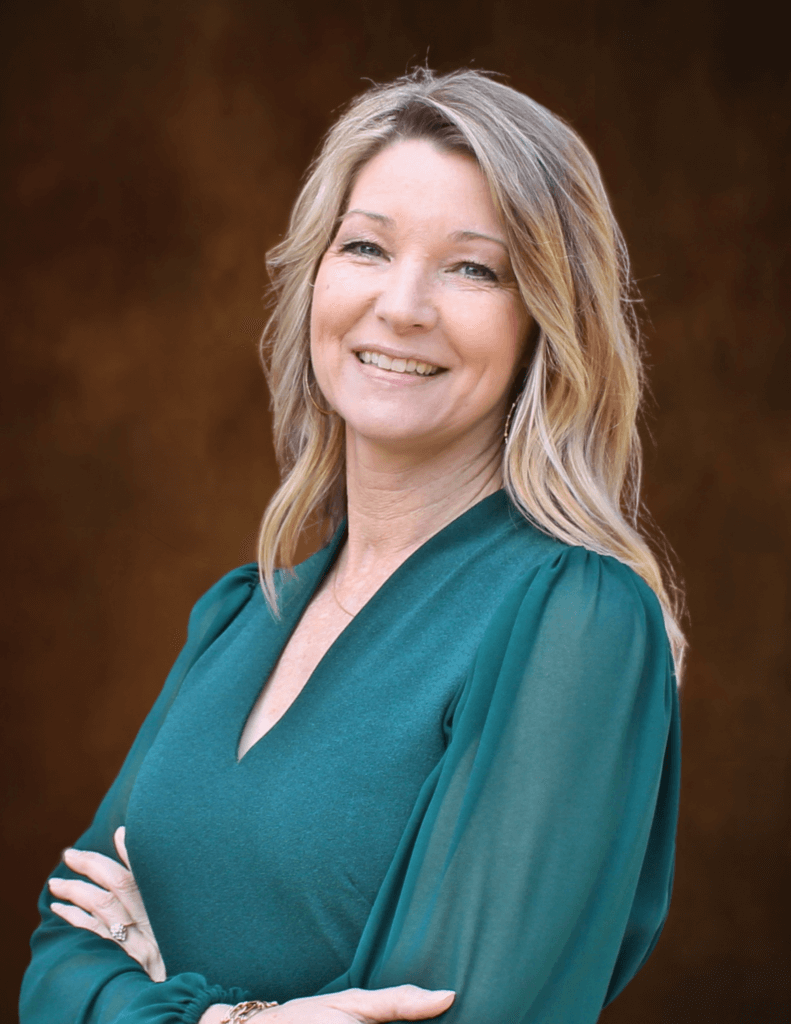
[
  {"left": 458, "top": 262, "right": 499, "bottom": 282},
  {"left": 340, "top": 240, "right": 384, "bottom": 258}
]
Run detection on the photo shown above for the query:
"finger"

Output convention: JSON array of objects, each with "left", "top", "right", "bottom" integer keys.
[
  {"left": 63, "top": 847, "right": 131, "bottom": 891},
  {"left": 48, "top": 877, "right": 134, "bottom": 925},
  {"left": 51, "top": 901, "right": 148, "bottom": 968},
  {"left": 114, "top": 827, "right": 132, "bottom": 871},
  {"left": 107, "top": 833, "right": 151, "bottom": 926},
  {"left": 50, "top": 901, "right": 105, "bottom": 936},
  {"left": 59, "top": 862, "right": 143, "bottom": 928},
  {"left": 331, "top": 986, "right": 455, "bottom": 1022}
]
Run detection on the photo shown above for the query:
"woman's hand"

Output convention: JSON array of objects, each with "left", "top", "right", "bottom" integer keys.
[
  {"left": 48, "top": 826, "right": 166, "bottom": 983},
  {"left": 203, "top": 987, "right": 455, "bottom": 1024},
  {"left": 46, "top": 834, "right": 455, "bottom": 1024}
]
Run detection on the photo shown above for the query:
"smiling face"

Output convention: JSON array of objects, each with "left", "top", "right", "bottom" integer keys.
[{"left": 310, "top": 139, "right": 532, "bottom": 459}]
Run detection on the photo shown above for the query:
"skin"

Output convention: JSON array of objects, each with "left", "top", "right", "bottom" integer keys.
[
  {"left": 307, "top": 136, "right": 531, "bottom": 620},
  {"left": 50, "top": 139, "right": 533, "bottom": 1023}
]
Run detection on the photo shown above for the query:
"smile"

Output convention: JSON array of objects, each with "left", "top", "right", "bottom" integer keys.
[{"left": 356, "top": 350, "right": 444, "bottom": 376}]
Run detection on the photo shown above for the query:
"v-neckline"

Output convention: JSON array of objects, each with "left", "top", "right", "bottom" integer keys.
[
  {"left": 233, "top": 489, "right": 511, "bottom": 764},
  {"left": 234, "top": 522, "right": 347, "bottom": 764}
]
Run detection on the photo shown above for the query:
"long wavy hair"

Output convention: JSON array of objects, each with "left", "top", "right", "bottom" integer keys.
[{"left": 257, "top": 68, "right": 686, "bottom": 679}]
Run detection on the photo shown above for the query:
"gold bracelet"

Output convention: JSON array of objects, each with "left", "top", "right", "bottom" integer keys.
[{"left": 219, "top": 1000, "right": 279, "bottom": 1023}]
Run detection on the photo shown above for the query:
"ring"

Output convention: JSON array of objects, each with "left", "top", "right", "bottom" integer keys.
[{"left": 109, "top": 923, "right": 129, "bottom": 942}]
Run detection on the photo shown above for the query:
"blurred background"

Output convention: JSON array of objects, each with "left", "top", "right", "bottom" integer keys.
[{"left": 1, "top": 0, "right": 788, "bottom": 1018}]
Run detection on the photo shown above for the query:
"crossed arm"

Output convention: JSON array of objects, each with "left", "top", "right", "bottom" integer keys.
[
  {"left": 48, "top": 828, "right": 453, "bottom": 1024},
  {"left": 24, "top": 552, "right": 678, "bottom": 1024}
]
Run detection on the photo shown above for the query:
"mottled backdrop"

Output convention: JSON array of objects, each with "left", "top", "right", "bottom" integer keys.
[{"left": 2, "top": 0, "right": 788, "bottom": 1019}]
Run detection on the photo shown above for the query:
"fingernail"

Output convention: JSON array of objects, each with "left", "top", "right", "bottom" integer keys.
[{"left": 436, "top": 990, "right": 455, "bottom": 997}]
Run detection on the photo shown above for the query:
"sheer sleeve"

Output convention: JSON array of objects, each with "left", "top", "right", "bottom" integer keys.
[
  {"left": 321, "top": 546, "right": 680, "bottom": 1023},
  {"left": 20, "top": 566, "right": 261, "bottom": 1024}
]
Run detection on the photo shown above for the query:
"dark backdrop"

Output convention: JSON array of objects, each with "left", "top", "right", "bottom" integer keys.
[{"left": 2, "top": 0, "right": 788, "bottom": 1019}]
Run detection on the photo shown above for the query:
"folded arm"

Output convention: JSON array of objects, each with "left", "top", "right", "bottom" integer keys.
[
  {"left": 20, "top": 568, "right": 261, "bottom": 1024},
  {"left": 321, "top": 548, "right": 680, "bottom": 1023}
]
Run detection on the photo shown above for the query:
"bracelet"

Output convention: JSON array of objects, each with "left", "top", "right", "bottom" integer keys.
[{"left": 219, "top": 1000, "right": 279, "bottom": 1023}]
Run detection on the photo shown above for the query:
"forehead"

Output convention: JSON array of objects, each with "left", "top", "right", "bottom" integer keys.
[{"left": 345, "top": 140, "right": 502, "bottom": 232}]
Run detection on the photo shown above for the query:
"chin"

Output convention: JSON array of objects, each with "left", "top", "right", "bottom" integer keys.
[{"left": 345, "top": 418, "right": 441, "bottom": 452}]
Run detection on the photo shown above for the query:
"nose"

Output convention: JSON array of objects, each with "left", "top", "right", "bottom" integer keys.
[{"left": 373, "top": 257, "right": 438, "bottom": 334}]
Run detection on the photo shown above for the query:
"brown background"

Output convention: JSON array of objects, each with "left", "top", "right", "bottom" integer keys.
[{"left": 2, "top": 0, "right": 789, "bottom": 1019}]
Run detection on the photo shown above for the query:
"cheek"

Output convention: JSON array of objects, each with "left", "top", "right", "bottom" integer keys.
[
  {"left": 445, "top": 299, "right": 529, "bottom": 379},
  {"left": 310, "top": 266, "right": 340, "bottom": 344},
  {"left": 310, "top": 259, "right": 372, "bottom": 345}
]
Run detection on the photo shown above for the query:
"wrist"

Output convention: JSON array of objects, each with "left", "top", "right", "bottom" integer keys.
[
  {"left": 217, "top": 1001, "right": 280, "bottom": 1023},
  {"left": 198, "top": 1006, "right": 233, "bottom": 1024}
]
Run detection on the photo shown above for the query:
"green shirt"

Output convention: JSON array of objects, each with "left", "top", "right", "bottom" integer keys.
[{"left": 21, "top": 491, "right": 680, "bottom": 1024}]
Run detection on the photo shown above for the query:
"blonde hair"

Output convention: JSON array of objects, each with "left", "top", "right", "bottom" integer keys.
[{"left": 258, "top": 68, "right": 686, "bottom": 679}]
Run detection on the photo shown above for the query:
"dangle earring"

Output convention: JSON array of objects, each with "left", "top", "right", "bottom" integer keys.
[
  {"left": 504, "top": 393, "right": 523, "bottom": 443},
  {"left": 503, "top": 398, "right": 517, "bottom": 442},
  {"left": 504, "top": 363, "right": 531, "bottom": 443},
  {"left": 302, "top": 361, "right": 332, "bottom": 417}
]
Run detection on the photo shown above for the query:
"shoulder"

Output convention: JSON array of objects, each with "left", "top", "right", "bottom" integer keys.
[
  {"left": 456, "top": 542, "right": 675, "bottom": 746},
  {"left": 186, "top": 562, "right": 260, "bottom": 645},
  {"left": 495, "top": 541, "right": 669, "bottom": 664},
  {"left": 543, "top": 545, "right": 662, "bottom": 624},
  {"left": 469, "top": 545, "right": 676, "bottom": 735}
]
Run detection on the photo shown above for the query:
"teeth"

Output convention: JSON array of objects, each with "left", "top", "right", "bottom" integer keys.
[{"left": 356, "top": 351, "right": 441, "bottom": 376}]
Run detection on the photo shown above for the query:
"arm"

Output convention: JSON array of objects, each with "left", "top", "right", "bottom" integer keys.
[
  {"left": 320, "top": 547, "right": 680, "bottom": 1022},
  {"left": 22, "top": 565, "right": 457, "bottom": 1024},
  {"left": 20, "top": 566, "right": 261, "bottom": 1024}
]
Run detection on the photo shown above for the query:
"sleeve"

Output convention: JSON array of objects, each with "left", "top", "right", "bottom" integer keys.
[
  {"left": 20, "top": 566, "right": 261, "bottom": 1024},
  {"left": 320, "top": 546, "right": 681, "bottom": 1023}
]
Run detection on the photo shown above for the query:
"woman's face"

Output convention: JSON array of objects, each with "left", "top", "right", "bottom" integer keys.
[{"left": 310, "top": 139, "right": 532, "bottom": 457}]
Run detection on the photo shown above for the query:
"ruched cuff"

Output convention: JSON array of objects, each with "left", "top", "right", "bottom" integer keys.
[
  {"left": 115, "top": 974, "right": 253, "bottom": 1024},
  {"left": 180, "top": 983, "right": 253, "bottom": 1024}
]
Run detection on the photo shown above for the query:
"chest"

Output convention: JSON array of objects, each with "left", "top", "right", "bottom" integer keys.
[
  {"left": 124, "top": 587, "right": 471, "bottom": 995},
  {"left": 237, "top": 588, "right": 351, "bottom": 759}
]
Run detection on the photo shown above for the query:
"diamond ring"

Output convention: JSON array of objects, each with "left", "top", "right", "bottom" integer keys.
[{"left": 109, "top": 922, "right": 129, "bottom": 942}]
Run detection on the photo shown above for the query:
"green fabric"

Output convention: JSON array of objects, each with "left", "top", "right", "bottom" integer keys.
[{"left": 21, "top": 491, "right": 680, "bottom": 1024}]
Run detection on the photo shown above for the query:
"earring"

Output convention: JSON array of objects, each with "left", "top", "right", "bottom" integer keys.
[
  {"left": 503, "top": 396, "right": 520, "bottom": 442},
  {"left": 303, "top": 361, "right": 331, "bottom": 416},
  {"left": 504, "top": 362, "right": 531, "bottom": 443}
]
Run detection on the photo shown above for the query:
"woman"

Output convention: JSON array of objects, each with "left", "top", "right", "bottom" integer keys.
[{"left": 21, "top": 68, "right": 683, "bottom": 1024}]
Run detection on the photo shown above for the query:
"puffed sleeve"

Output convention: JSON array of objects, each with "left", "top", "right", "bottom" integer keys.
[
  {"left": 321, "top": 547, "right": 680, "bottom": 1022},
  {"left": 20, "top": 566, "right": 261, "bottom": 1024}
]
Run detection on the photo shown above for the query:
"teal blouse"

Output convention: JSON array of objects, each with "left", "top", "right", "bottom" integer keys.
[{"left": 20, "top": 491, "right": 680, "bottom": 1024}]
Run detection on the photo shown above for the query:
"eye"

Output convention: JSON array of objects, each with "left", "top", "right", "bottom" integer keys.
[
  {"left": 455, "top": 261, "right": 499, "bottom": 282},
  {"left": 340, "top": 239, "right": 385, "bottom": 259}
]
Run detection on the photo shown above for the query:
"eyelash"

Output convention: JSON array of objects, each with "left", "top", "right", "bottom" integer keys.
[
  {"left": 338, "top": 240, "right": 500, "bottom": 283},
  {"left": 340, "top": 240, "right": 383, "bottom": 259}
]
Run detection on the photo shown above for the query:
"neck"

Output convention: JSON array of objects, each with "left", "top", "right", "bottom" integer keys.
[{"left": 336, "top": 428, "right": 503, "bottom": 590}]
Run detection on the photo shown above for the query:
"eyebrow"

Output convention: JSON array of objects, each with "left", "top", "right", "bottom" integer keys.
[
  {"left": 339, "top": 209, "right": 395, "bottom": 227},
  {"left": 339, "top": 211, "right": 508, "bottom": 251},
  {"left": 450, "top": 229, "right": 508, "bottom": 251}
]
